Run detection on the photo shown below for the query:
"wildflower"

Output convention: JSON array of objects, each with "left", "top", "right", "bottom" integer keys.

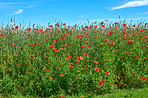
[
  {"left": 94, "top": 61, "right": 99, "bottom": 64},
  {"left": 49, "top": 25, "right": 53, "bottom": 27},
  {"left": 65, "top": 58, "right": 69, "bottom": 60},
  {"left": 142, "top": 78, "right": 146, "bottom": 82},
  {"left": 105, "top": 71, "right": 110, "bottom": 75},
  {"left": 46, "top": 69, "right": 49, "bottom": 72},
  {"left": 133, "top": 33, "right": 137, "bottom": 36},
  {"left": 127, "top": 40, "right": 133, "bottom": 44},
  {"left": 75, "top": 60, "right": 80, "bottom": 63},
  {"left": 102, "top": 25, "right": 105, "bottom": 27},
  {"left": 28, "top": 28, "right": 31, "bottom": 31},
  {"left": 31, "top": 55, "right": 35, "bottom": 57},
  {"left": 60, "top": 73, "right": 63, "bottom": 77},
  {"left": 81, "top": 95, "right": 84, "bottom": 97},
  {"left": 19, "top": 85, "right": 21, "bottom": 89},
  {"left": 84, "top": 54, "right": 88, "bottom": 56},
  {"left": 109, "top": 32, "right": 113, "bottom": 35},
  {"left": 95, "top": 67, "right": 99, "bottom": 72},
  {"left": 11, "top": 43, "right": 15, "bottom": 45},
  {"left": 15, "top": 26, "right": 18, "bottom": 29}
]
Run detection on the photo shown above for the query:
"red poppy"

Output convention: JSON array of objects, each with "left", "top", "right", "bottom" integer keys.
[
  {"left": 105, "top": 71, "right": 110, "bottom": 75},
  {"left": 84, "top": 54, "right": 88, "bottom": 56},
  {"left": 95, "top": 67, "right": 99, "bottom": 72},
  {"left": 102, "top": 25, "right": 105, "bottom": 27},
  {"left": 28, "top": 34, "right": 30, "bottom": 37},
  {"left": 94, "top": 25, "right": 97, "bottom": 28},
  {"left": 145, "top": 23, "right": 148, "bottom": 25},
  {"left": 100, "top": 22, "right": 104, "bottom": 25},
  {"left": 123, "top": 24, "right": 126, "bottom": 27},
  {"left": 65, "top": 58, "right": 69, "bottom": 60},
  {"left": 140, "top": 29, "right": 143, "bottom": 32},
  {"left": 32, "top": 55, "right": 35, "bottom": 57},
  {"left": 69, "top": 65, "right": 73, "bottom": 68},
  {"left": 28, "top": 28, "right": 31, "bottom": 31},
  {"left": 75, "top": 60, "right": 80, "bottom": 63},
  {"left": 109, "top": 32, "right": 113, "bottom": 35},
  {"left": 46, "top": 69, "right": 49, "bottom": 72},
  {"left": 11, "top": 43, "right": 15, "bottom": 45},
  {"left": 15, "top": 26, "right": 18, "bottom": 29},
  {"left": 19, "top": 85, "right": 21, "bottom": 89},
  {"left": 60, "top": 73, "right": 63, "bottom": 77},
  {"left": 94, "top": 61, "right": 99, "bottom": 64},
  {"left": 63, "top": 23, "right": 66, "bottom": 26},
  {"left": 114, "top": 22, "right": 118, "bottom": 25},
  {"left": 106, "top": 39, "right": 110, "bottom": 41},
  {"left": 127, "top": 40, "right": 133, "bottom": 44},
  {"left": 133, "top": 33, "right": 137, "bottom": 36},
  {"left": 11, "top": 27, "right": 14, "bottom": 30},
  {"left": 49, "top": 25, "right": 53, "bottom": 27},
  {"left": 142, "top": 78, "right": 146, "bottom": 82},
  {"left": 82, "top": 45, "right": 86, "bottom": 47},
  {"left": 84, "top": 34, "right": 89, "bottom": 37}
]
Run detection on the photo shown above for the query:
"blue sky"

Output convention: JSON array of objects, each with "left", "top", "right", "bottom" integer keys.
[{"left": 0, "top": 0, "right": 148, "bottom": 27}]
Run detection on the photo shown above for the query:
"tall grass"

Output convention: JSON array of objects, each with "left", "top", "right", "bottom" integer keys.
[{"left": 0, "top": 19, "right": 148, "bottom": 97}]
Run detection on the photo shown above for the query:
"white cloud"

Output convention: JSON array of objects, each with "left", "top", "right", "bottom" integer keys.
[
  {"left": 24, "top": 5, "right": 35, "bottom": 8},
  {"left": 111, "top": 0, "right": 148, "bottom": 10},
  {"left": 14, "top": 9, "right": 23, "bottom": 14}
]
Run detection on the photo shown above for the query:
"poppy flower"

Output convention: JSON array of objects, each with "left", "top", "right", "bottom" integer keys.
[
  {"left": 123, "top": 24, "right": 126, "bottom": 27},
  {"left": 49, "top": 25, "right": 53, "bottom": 27},
  {"left": 19, "top": 85, "right": 21, "bottom": 89},
  {"left": 95, "top": 67, "right": 99, "bottom": 72},
  {"left": 105, "top": 71, "right": 110, "bottom": 75},
  {"left": 69, "top": 65, "right": 73, "bottom": 68},
  {"left": 140, "top": 29, "right": 143, "bottom": 32},
  {"left": 75, "top": 60, "right": 80, "bottom": 63},
  {"left": 65, "top": 58, "right": 69, "bottom": 60},
  {"left": 106, "top": 39, "right": 110, "bottom": 41},
  {"left": 32, "top": 55, "right": 35, "bottom": 57},
  {"left": 84, "top": 34, "right": 89, "bottom": 37},
  {"left": 11, "top": 43, "right": 15, "bottom": 45},
  {"left": 102, "top": 25, "right": 105, "bottom": 27},
  {"left": 28, "top": 34, "right": 30, "bottom": 37},
  {"left": 114, "top": 22, "right": 118, "bottom": 25},
  {"left": 142, "top": 78, "right": 146, "bottom": 82},
  {"left": 84, "top": 54, "right": 88, "bottom": 56},
  {"left": 109, "top": 32, "right": 113, "bottom": 35},
  {"left": 94, "top": 61, "right": 99, "bottom": 64},
  {"left": 94, "top": 25, "right": 97, "bottom": 28},
  {"left": 81, "top": 95, "right": 84, "bottom": 97},
  {"left": 100, "top": 22, "right": 104, "bottom": 25},
  {"left": 3, "top": 34, "right": 6, "bottom": 38},
  {"left": 11, "top": 27, "right": 14, "bottom": 30},
  {"left": 28, "top": 28, "right": 31, "bottom": 31},
  {"left": 60, "top": 73, "right": 63, "bottom": 77},
  {"left": 46, "top": 69, "right": 49, "bottom": 72},
  {"left": 127, "top": 40, "right": 133, "bottom": 44},
  {"left": 15, "top": 26, "right": 18, "bottom": 29},
  {"left": 133, "top": 33, "right": 137, "bottom": 36},
  {"left": 63, "top": 23, "right": 66, "bottom": 26}
]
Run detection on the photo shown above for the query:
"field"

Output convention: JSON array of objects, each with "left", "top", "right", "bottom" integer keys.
[{"left": 0, "top": 19, "right": 148, "bottom": 97}]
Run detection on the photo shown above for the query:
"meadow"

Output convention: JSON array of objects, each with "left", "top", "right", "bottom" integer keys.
[{"left": 0, "top": 19, "right": 148, "bottom": 97}]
